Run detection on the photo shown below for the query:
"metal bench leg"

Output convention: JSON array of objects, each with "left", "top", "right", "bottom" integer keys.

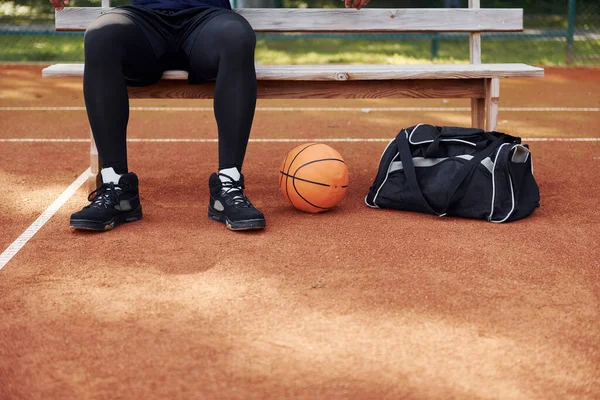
[
  {"left": 485, "top": 77, "right": 500, "bottom": 132},
  {"left": 89, "top": 128, "right": 101, "bottom": 193}
]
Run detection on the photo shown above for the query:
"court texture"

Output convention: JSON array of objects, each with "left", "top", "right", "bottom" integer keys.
[{"left": 0, "top": 64, "right": 599, "bottom": 398}]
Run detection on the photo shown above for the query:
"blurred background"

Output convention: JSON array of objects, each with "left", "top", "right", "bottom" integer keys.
[{"left": 0, "top": 0, "right": 598, "bottom": 66}]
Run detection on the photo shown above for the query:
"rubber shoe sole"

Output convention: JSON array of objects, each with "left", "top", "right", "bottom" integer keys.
[
  {"left": 70, "top": 206, "right": 143, "bottom": 231},
  {"left": 208, "top": 205, "right": 266, "bottom": 231}
]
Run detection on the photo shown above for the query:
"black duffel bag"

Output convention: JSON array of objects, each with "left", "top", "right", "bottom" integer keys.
[{"left": 365, "top": 124, "right": 540, "bottom": 222}]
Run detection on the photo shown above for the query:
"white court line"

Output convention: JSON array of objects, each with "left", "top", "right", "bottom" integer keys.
[
  {"left": 0, "top": 137, "right": 599, "bottom": 143},
  {"left": 0, "top": 138, "right": 89, "bottom": 142},
  {"left": 0, "top": 168, "right": 90, "bottom": 272},
  {"left": 524, "top": 138, "right": 600, "bottom": 142},
  {"left": 127, "top": 138, "right": 393, "bottom": 143},
  {"left": 0, "top": 133, "right": 596, "bottom": 270},
  {"left": 0, "top": 106, "right": 598, "bottom": 112}
]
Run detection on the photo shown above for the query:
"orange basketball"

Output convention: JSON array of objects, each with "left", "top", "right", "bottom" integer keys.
[{"left": 279, "top": 143, "right": 349, "bottom": 213}]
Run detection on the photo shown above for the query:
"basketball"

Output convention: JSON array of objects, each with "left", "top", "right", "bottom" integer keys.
[{"left": 279, "top": 143, "right": 349, "bottom": 213}]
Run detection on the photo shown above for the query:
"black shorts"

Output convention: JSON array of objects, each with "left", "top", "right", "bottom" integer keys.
[{"left": 102, "top": 5, "right": 233, "bottom": 85}]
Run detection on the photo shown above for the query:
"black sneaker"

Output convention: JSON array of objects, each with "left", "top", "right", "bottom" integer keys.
[
  {"left": 208, "top": 172, "right": 266, "bottom": 231},
  {"left": 70, "top": 172, "right": 143, "bottom": 231}
]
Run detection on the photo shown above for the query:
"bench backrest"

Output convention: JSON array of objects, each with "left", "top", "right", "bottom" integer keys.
[{"left": 55, "top": 0, "right": 520, "bottom": 65}]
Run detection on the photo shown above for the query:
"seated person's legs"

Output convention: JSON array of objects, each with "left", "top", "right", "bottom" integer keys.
[
  {"left": 84, "top": 12, "right": 162, "bottom": 174},
  {"left": 184, "top": 13, "right": 265, "bottom": 230},
  {"left": 71, "top": 12, "right": 163, "bottom": 231},
  {"left": 185, "top": 12, "right": 257, "bottom": 174}
]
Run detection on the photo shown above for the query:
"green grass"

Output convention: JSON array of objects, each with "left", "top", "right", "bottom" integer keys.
[
  {"left": 1, "top": 34, "right": 598, "bottom": 65},
  {"left": 256, "top": 36, "right": 600, "bottom": 66},
  {"left": 0, "top": 35, "right": 85, "bottom": 61}
]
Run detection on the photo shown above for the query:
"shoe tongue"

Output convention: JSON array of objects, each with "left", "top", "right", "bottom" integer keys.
[
  {"left": 223, "top": 184, "right": 241, "bottom": 195},
  {"left": 218, "top": 173, "right": 241, "bottom": 192},
  {"left": 101, "top": 167, "right": 123, "bottom": 186},
  {"left": 218, "top": 174, "right": 245, "bottom": 204}
]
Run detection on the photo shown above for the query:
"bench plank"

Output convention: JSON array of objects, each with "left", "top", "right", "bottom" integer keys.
[
  {"left": 55, "top": 8, "right": 523, "bottom": 32},
  {"left": 126, "top": 79, "right": 485, "bottom": 99},
  {"left": 42, "top": 63, "right": 544, "bottom": 80}
]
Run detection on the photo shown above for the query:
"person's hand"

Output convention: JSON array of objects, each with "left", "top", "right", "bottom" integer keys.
[
  {"left": 49, "top": 0, "right": 69, "bottom": 11},
  {"left": 343, "top": 0, "right": 371, "bottom": 10}
]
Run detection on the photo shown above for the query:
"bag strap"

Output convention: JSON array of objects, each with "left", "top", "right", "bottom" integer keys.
[
  {"left": 396, "top": 128, "right": 443, "bottom": 216},
  {"left": 424, "top": 130, "right": 497, "bottom": 158},
  {"left": 441, "top": 134, "right": 513, "bottom": 214},
  {"left": 397, "top": 127, "right": 515, "bottom": 217}
]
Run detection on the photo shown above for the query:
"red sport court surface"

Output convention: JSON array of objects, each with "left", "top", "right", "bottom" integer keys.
[{"left": 0, "top": 65, "right": 599, "bottom": 399}]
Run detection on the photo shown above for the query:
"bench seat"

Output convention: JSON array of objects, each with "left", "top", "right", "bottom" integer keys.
[
  {"left": 43, "top": 63, "right": 543, "bottom": 101},
  {"left": 43, "top": 63, "right": 543, "bottom": 81}
]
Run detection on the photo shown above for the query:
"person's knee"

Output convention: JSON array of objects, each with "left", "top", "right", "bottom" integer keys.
[
  {"left": 84, "top": 14, "right": 133, "bottom": 60},
  {"left": 216, "top": 17, "right": 256, "bottom": 58}
]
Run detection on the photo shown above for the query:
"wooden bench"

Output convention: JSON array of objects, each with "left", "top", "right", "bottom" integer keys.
[{"left": 42, "top": 0, "right": 544, "bottom": 191}]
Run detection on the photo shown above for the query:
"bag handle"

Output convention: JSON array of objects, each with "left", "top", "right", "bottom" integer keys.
[
  {"left": 424, "top": 129, "right": 497, "bottom": 159},
  {"left": 396, "top": 128, "right": 444, "bottom": 216},
  {"left": 441, "top": 134, "right": 512, "bottom": 214},
  {"left": 397, "top": 127, "right": 514, "bottom": 217}
]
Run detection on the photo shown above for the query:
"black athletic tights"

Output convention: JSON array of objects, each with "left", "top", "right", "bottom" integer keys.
[{"left": 83, "top": 10, "right": 257, "bottom": 174}]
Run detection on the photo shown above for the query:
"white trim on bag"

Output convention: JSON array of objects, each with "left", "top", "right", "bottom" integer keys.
[
  {"left": 370, "top": 152, "right": 400, "bottom": 208},
  {"left": 370, "top": 124, "right": 425, "bottom": 207},
  {"left": 411, "top": 138, "right": 479, "bottom": 147},
  {"left": 365, "top": 138, "right": 396, "bottom": 208},
  {"left": 364, "top": 194, "right": 377, "bottom": 208},
  {"left": 388, "top": 154, "right": 498, "bottom": 173},
  {"left": 481, "top": 157, "right": 494, "bottom": 173},
  {"left": 408, "top": 124, "right": 478, "bottom": 147},
  {"left": 510, "top": 145, "right": 530, "bottom": 163},
  {"left": 379, "top": 139, "right": 395, "bottom": 163},
  {"left": 491, "top": 174, "right": 515, "bottom": 224},
  {"left": 491, "top": 144, "right": 529, "bottom": 223},
  {"left": 488, "top": 143, "right": 517, "bottom": 223}
]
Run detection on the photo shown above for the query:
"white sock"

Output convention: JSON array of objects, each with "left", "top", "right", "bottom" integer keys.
[
  {"left": 219, "top": 167, "right": 241, "bottom": 183},
  {"left": 101, "top": 167, "right": 122, "bottom": 185}
]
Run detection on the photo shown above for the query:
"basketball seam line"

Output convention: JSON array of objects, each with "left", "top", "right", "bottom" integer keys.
[
  {"left": 291, "top": 157, "right": 348, "bottom": 211},
  {"left": 285, "top": 143, "right": 318, "bottom": 209},
  {"left": 279, "top": 171, "right": 330, "bottom": 187},
  {"left": 292, "top": 178, "right": 330, "bottom": 210},
  {"left": 279, "top": 152, "right": 289, "bottom": 199},
  {"left": 291, "top": 158, "right": 347, "bottom": 177}
]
